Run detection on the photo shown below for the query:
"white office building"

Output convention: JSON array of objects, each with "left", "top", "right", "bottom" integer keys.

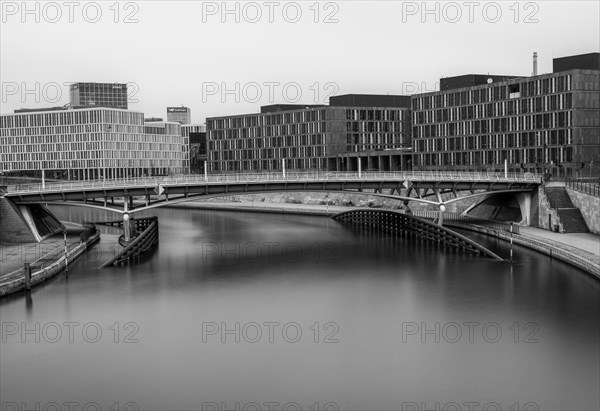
[{"left": 0, "top": 108, "right": 189, "bottom": 179}]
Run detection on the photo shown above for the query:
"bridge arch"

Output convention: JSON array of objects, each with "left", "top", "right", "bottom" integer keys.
[{"left": 332, "top": 208, "right": 502, "bottom": 260}]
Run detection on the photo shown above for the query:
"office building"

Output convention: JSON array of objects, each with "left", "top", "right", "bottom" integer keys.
[
  {"left": 1, "top": 108, "right": 189, "bottom": 179},
  {"left": 70, "top": 82, "right": 128, "bottom": 109},
  {"left": 206, "top": 95, "right": 412, "bottom": 172},
  {"left": 411, "top": 53, "right": 600, "bottom": 177},
  {"left": 167, "top": 107, "right": 192, "bottom": 124},
  {"left": 182, "top": 124, "right": 207, "bottom": 173}
]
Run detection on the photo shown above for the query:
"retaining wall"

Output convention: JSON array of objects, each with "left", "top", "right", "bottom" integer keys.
[{"left": 565, "top": 187, "right": 600, "bottom": 234}]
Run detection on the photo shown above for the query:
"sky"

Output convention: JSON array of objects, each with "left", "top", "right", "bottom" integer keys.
[{"left": 1, "top": 0, "right": 599, "bottom": 123}]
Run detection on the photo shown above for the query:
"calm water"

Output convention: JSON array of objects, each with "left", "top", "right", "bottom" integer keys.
[{"left": 1, "top": 207, "right": 599, "bottom": 411}]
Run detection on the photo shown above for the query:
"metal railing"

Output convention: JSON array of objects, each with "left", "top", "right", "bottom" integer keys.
[
  {"left": 3, "top": 171, "right": 542, "bottom": 195},
  {"left": 565, "top": 178, "right": 600, "bottom": 198},
  {"left": 99, "top": 216, "right": 159, "bottom": 268},
  {"left": 333, "top": 208, "right": 502, "bottom": 259},
  {"left": 411, "top": 210, "right": 521, "bottom": 235}
]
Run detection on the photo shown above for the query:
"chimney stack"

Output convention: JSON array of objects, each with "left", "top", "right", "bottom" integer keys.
[{"left": 533, "top": 52, "right": 538, "bottom": 76}]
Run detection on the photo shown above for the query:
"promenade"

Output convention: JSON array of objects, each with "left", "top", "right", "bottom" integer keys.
[
  {"left": 518, "top": 227, "right": 599, "bottom": 257},
  {"left": 0, "top": 234, "right": 81, "bottom": 279},
  {"left": 0, "top": 225, "right": 110, "bottom": 297}
]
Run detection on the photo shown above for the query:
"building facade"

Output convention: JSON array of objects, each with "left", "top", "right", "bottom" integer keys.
[
  {"left": 69, "top": 82, "right": 128, "bottom": 109},
  {"left": 206, "top": 95, "right": 412, "bottom": 172},
  {"left": 411, "top": 67, "right": 600, "bottom": 177},
  {"left": 1, "top": 108, "right": 189, "bottom": 179},
  {"left": 182, "top": 124, "right": 207, "bottom": 173},
  {"left": 167, "top": 107, "right": 192, "bottom": 124}
]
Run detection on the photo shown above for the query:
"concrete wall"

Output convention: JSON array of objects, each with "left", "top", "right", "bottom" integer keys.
[
  {"left": 537, "top": 187, "right": 560, "bottom": 231},
  {"left": 0, "top": 197, "right": 37, "bottom": 243},
  {"left": 566, "top": 187, "right": 600, "bottom": 234}
]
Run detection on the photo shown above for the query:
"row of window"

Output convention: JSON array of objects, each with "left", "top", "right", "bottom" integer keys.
[
  {"left": 0, "top": 134, "right": 187, "bottom": 148},
  {"left": 413, "top": 112, "right": 573, "bottom": 139},
  {"left": 345, "top": 109, "right": 408, "bottom": 121},
  {"left": 0, "top": 109, "right": 145, "bottom": 129},
  {"left": 345, "top": 134, "right": 405, "bottom": 146},
  {"left": 209, "top": 136, "right": 326, "bottom": 151},
  {"left": 210, "top": 146, "right": 326, "bottom": 161},
  {"left": 416, "top": 129, "right": 573, "bottom": 152},
  {"left": 413, "top": 95, "right": 574, "bottom": 125},
  {"left": 412, "top": 74, "right": 573, "bottom": 109},
  {"left": 3, "top": 149, "right": 186, "bottom": 163},
  {"left": 209, "top": 122, "right": 327, "bottom": 139},
  {"left": 346, "top": 121, "right": 409, "bottom": 133},
  {"left": 415, "top": 147, "right": 574, "bottom": 167},
  {"left": 208, "top": 109, "right": 328, "bottom": 130},
  {"left": 210, "top": 158, "right": 325, "bottom": 172}
]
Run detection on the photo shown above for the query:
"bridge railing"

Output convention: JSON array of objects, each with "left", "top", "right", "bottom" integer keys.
[
  {"left": 4, "top": 171, "right": 542, "bottom": 194},
  {"left": 411, "top": 210, "right": 521, "bottom": 235}
]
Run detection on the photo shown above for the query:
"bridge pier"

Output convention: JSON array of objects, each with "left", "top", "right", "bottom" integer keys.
[{"left": 123, "top": 213, "right": 132, "bottom": 242}]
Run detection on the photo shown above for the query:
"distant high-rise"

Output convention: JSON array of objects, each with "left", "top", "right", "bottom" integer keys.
[
  {"left": 167, "top": 106, "right": 191, "bottom": 124},
  {"left": 69, "top": 82, "right": 128, "bottom": 109}
]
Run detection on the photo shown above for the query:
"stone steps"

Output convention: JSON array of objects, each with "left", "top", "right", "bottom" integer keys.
[
  {"left": 544, "top": 187, "right": 574, "bottom": 208},
  {"left": 556, "top": 208, "right": 589, "bottom": 233}
]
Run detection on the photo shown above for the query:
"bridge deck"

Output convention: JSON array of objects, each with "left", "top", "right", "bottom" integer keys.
[
  {"left": 3, "top": 171, "right": 541, "bottom": 202},
  {"left": 3, "top": 171, "right": 540, "bottom": 194}
]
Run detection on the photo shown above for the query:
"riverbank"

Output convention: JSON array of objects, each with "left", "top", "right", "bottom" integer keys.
[
  {"left": 0, "top": 225, "right": 101, "bottom": 297},
  {"left": 168, "top": 200, "right": 600, "bottom": 280},
  {"left": 445, "top": 222, "right": 599, "bottom": 280}
]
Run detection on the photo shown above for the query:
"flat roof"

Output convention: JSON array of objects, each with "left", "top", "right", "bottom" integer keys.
[
  {"left": 3, "top": 107, "right": 145, "bottom": 117},
  {"left": 415, "top": 68, "right": 598, "bottom": 97}
]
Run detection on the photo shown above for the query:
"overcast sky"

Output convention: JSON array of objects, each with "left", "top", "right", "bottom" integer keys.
[{"left": 1, "top": 0, "right": 598, "bottom": 123}]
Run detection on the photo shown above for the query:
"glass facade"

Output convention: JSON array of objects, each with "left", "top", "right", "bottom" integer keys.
[
  {"left": 411, "top": 69, "right": 600, "bottom": 176},
  {"left": 69, "top": 83, "right": 128, "bottom": 109},
  {"left": 0, "top": 108, "right": 189, "bottom": 179},
  {"left": 206, "top": 106, "right": 410, "bottom": 172}
]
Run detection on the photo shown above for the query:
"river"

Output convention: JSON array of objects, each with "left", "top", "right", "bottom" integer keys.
[{"left": 1, "top": 206, "right": 598, "bottom": 411}]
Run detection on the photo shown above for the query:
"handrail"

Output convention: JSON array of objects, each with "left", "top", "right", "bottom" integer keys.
[
  {"left": 4, "top": 171, "right": 543, "bottom": 194},
  {"left": 411, "top": 210, "right": 521, "bottom": 235}
]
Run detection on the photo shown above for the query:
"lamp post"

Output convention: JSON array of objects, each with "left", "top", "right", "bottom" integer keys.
[{"left": 438, "top": 203, "right": 446, "bottom": 226}]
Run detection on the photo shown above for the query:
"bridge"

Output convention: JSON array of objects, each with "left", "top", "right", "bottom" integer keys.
[{"left": 0, "top": 171, "right": 541, "bottom": 244}]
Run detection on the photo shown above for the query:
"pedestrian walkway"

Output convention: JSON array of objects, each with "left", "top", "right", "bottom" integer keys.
[
  {"left": 0, "top": 235, "right": 80, "bottom": 279},
  {"left": 519, "top": 226, "right": 600, "bottom": 258}
]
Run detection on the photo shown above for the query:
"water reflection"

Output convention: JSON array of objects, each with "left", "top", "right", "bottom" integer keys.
[{"left": 1, "top": 206, "right": 598, "bottom": 411}]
